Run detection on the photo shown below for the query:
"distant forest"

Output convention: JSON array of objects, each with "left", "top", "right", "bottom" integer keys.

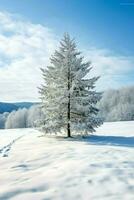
[
  {"left": 0, "top": 86, "right": 134, "bottom": 129},
  {"left": 98, "top": 86, "right": 134, "bottom": 122}
]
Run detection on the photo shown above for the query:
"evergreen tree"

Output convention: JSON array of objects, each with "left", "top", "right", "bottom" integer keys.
[{"left": 39, "top": 33, "right": 102, "bottom": 137}]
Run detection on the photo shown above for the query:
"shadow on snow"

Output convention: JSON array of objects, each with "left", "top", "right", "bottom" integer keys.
[
  {"left": 56, "top": 135, "right": 134, "bottom": 148},
  {"left": 86, "top": 135, "right": 134, "bottom": 148}
]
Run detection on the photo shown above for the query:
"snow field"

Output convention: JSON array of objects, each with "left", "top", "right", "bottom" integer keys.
[{"left": 0, "top": 121, "right": 134, "bottom": 200}]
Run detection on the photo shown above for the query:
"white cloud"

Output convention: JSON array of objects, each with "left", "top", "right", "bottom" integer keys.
[
  {"left": 84, "top": 48, "right": 134, "bottom": 90},
  {"left": 0, "top": 11, "right": 57, "bottom": 102},
  {"left": 0, "top": 11, "right": 134, "bottom": 102}
]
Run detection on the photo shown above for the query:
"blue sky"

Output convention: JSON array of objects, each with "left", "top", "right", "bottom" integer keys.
[
  {"left": 0, "top": 0, "right": 134, "bottom": 53},
  {"left": 0, "top": 0, "right": 134, "bottom": 101}
]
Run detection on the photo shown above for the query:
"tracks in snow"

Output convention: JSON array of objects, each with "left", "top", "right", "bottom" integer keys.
[{"left": 0, "top": 135, "right": 24, "bottom": 157}]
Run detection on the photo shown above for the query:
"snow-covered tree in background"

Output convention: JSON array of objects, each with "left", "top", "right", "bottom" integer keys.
[
  {"left": 0, "top": 112, "right": 9, "bottom": 129},
  {"left": 39, "top": 33, "right": 102, "bottom": 137},
  {"left": 27, "top": 105, "right": 44, "bottom": 127},
  {"left": 5, "top": 108, "right": 27, "bottom": 129},
  {"left": 4, "top": 105, "right": 43, "bottom": 129},
  {"left": 98, "top": 86, "right": 134, "bottom": 122}
]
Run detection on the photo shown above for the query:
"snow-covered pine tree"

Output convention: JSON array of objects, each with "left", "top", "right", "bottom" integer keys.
[{"left": 39, "top": 33, "right": 102, "bottom": 137}]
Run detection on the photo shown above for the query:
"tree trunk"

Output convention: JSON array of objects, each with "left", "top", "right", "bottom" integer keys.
[
  {"left": 67, "top": 96, "right": 71, "bottom": 137},
  {"left": 67, "top": 59, "right": 71, "bottom": 137}
]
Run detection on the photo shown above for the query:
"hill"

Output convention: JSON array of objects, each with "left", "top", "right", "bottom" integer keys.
[
  {"left": 0, "top": 102, "right": 18, "bottom": 114},
  {"left": 0, "top": 102, "right": 37, "bottom": 114},
  {"left": 13, "top": 102, "right": 37, "bottom": 109}
]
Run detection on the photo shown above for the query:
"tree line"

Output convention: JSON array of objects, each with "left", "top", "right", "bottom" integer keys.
[
  {"left": 0, "top": 105, "right": 43, "bottom": 129},
  {"left": 0, "top": 86, "right": 134, "bottom": 129},
  {"left": 98, "top": 86, "right": 134, "bottom": 122}
]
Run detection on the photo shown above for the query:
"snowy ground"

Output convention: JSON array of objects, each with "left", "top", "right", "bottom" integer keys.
[{"left": 0, "top": 121, "right": 134, "bottom": 200}]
